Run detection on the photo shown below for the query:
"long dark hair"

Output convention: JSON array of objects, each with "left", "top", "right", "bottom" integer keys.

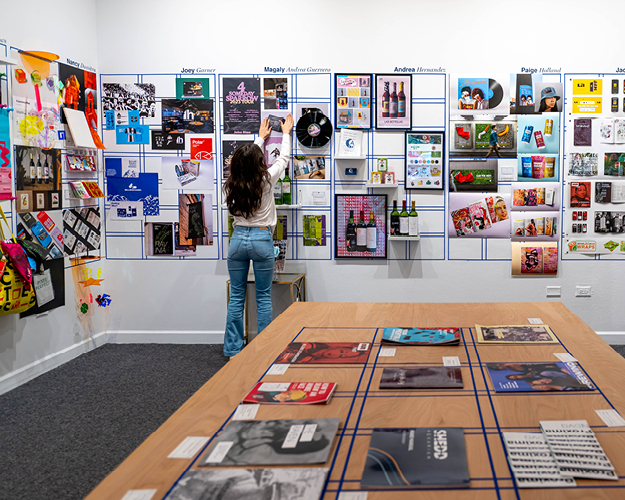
[{"left": 224, "top": 143, "right": 270, "bottom": 218}]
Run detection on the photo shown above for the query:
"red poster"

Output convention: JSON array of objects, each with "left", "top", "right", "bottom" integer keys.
[{"left": 190, "top": 138, "right": 213, "bottom": 160}]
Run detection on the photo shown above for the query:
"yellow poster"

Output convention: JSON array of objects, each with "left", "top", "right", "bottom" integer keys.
[
  {"left": 572, "top": 79, "right": 603, "bottom": 95},
  {"left": 572, "top": 97, "right": 602, "bottom": 114}
]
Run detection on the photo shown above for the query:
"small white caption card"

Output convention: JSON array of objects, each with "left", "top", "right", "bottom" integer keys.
[
  {"left": 527, "top": 318, "right": 543, "bottom": 324},
  {"left": 554, "top": 353, "right": 578, "bottom": 363},
  {"left": 232, "top": 404, "right": 260, "bottom": 421},
  {"left": 168, "top": 436, "right": 210, "bottom": 459},
  {"left": 379, "top": 348, "right": 396, "bottom": 357},
  {"left": 121, "top": 490, "right": 157, "bottom": 500},
  {"left": 596, "top": 409, "right": 625, "bottom": 427},
  {"left": 443, "top": 356, "right": 461, "bottom": 367},
  {"left": 204, "top": 441, "right": 234, "bottom": 463},
  {"left": 266, "top": 364, "right": 289, "bottom": 375}
]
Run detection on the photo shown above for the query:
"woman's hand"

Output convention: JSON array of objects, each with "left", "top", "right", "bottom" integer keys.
[
  {"left": 259, "top": 117, "right": 271, "bottom": 141},
  {"left": 281, "top": 114, "right": 294, "bottom": 135}
]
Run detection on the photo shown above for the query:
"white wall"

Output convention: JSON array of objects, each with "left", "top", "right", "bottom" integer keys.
[
  {"left": 2, "top": 0, "right": 624, "bottom": 393},
  {"left": 94, "top": 0, "right": 625, "bottom": 337},
  {"left": 0, "top": 1, "right": 105, "bottom": 392}
]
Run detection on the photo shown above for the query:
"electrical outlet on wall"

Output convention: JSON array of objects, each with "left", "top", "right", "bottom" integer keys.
[{"left": 575, "top": 285, "right": 592, "bottom": 297}]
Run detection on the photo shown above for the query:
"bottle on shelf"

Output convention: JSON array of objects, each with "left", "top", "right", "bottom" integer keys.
[
  {"left": 366, "top": 210, "right": 377, "bottom": 252},
  {"left": 28, "top": 153, "right": 35, "bottom": 186},
  {"left": 399, "top": 200, "right": 409, "bottom": 235},
  {"left": 409, "top": 200, "right": 419, "bottom": 237},
  {"left": 390, "top": 82, "right": 398, "bottom": 119},
  {"left": 398, "top": 81, "right": 406, "bottom": 118},
  {"left": 274, "top": 176, "right": 283, "bottom": 205},
  {"left": 356, "top": 210, "right": 367, "bottom": 251},
  {"left": 282, "top": 167, "right": 291, "bottom": 205},
  {"left": 43, "top": 155, "right": 50, "bottom": 184},
  {"left": 390, "top": 200, "right": 400, "bottom": 236},
  {"left": 346, "top": 210, "right": 357, "bottom": 252},
  {"left": 36, "top": 154, "right": 42, "bottom": 184},
  {"left": 382, "top": 82, "right": 390, "bottom": 118}
]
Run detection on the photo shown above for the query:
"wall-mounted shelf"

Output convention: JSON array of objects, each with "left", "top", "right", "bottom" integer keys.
[
  {"left": 335, "top": 156, "right": 367, "bottom": 160},
  {"left": 276, "top": 203, "right": 302, "bottom": 209},
  {"left": 388, "top": 235, "right": 420, "bottom": 241},
  {"left": 365, "top": 183, "right": 398, "bottom": 189}
]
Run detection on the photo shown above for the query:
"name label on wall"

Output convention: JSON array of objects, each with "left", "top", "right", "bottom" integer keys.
[
  {"left": 521, "top": 67, "right": 561, "bottom": 73},
  {"left": 66, "top": 58, "right": 96, "bottom": 73},
  {"left": 394, "top": 67, "right": 446, "bottom": 73},
  {"left": 180, "top": 68, "right": 215, "bottom": 74}
]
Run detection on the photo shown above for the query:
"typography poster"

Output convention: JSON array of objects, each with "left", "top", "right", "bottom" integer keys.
[{"left": 222, "top": 78, "right": 261, "bottom": 134}]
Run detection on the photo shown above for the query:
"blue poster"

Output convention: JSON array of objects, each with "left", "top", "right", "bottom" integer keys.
[
  {"left": 115, "top": 124, "right": 150, "bottom": 144},
  {"left": 107, "top": 173, "right": 159, "bottom": 215}
]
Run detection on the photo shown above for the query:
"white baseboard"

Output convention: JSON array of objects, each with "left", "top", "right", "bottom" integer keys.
[
  {"left": 597, "top": 331, "right": 625, "bottom": 345},
  {"left": 105, "top": 330, "right": 225, "bottom": 344},
  {"left": 0, "top": 331, "right": 108, "bottom": 396}
]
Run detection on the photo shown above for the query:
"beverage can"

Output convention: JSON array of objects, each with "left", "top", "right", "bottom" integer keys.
[
  {"left": 534, "top": 130, "right": 546, "bottom": 149},
  {"left": 544, "top": 119, "right": 553, "bottom": 137},
  {"left": 521, "top": 125, "right": 533, "bottom": 143}
]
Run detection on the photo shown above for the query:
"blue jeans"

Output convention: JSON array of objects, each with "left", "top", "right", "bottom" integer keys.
[{"left": 224, "top": 226, "right": 275, "bottom": 356}]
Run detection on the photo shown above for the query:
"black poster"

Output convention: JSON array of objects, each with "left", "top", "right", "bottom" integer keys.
[
  {"left": 20, "top": 258, "right": 65, "bottom": 318},
  {"left": 222, "top": 139, "right": 253, "bottom": 179},
  {"left": 222, "top": 78, "right": 261, "bottom": 134},
  {"left": 151, "top": 130, "right": 185, "bottom": 150},
  {"left": 153, "top": 223, "right": 174, "bottom": 255}
]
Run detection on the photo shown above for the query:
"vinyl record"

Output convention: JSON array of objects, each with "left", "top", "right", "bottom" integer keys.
[
  {"left": 488, "top": 79, "right": 503, "bottom": 109},
  {"left": 296, "top": 110, "right": 332, "bottom": 148}
]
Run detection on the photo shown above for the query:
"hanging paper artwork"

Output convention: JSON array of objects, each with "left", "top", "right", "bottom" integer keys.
[{"left": 11, "top": 50, "right": 61, "bottom": 148}]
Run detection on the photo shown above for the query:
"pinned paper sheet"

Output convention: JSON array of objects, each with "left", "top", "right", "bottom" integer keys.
[
  {"left": 63, "top": 108, "right": 96, "bottom": 149},
  {"left": 527, "top": 318, "right": 543, "bottom": 324},
  {"left": 338, "top": 492, "right": 368, "bottom": 500}
]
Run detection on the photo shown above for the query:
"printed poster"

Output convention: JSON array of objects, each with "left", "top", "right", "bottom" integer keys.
[
  {"left": 107, "top": 173, "right": 159, "bottom": 216},
  {"left": 222, "top": 77, "right": 261, "bottom": 134},
  {"left": 303, "top": 215, "right": 326, "bottom": 246},
  {"left": 222, "top": 139, "right": 253, "bottom": 179}
]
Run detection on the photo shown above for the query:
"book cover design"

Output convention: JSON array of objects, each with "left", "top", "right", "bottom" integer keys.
[
  {"left": 381, "top": 327, "right": 460, "bottom": 346},
  {"left": 361, "top": 427, "right": 470, "bottom": 489},
  {"left": 243, "top": 382, "right": 337, "bottom": 405},
  {"left": 570, "top": 182, "right": 591, "bottom": 208},
  {"left": 303, "top": 215, "right": 326, "bottom": 246},
  {"left": 200, "top": 418, "right": 339, "bottom": 466},
  {"left": 152, "top": 223, "right": 174, "bottom": 255},
  {"left": 107, "top": 173, "right": 159, "bottom": 216},
  {"left": 573, "top": 119, "right": 592, "bottom": 146},
  {"left": 275, "top": 342, "right": 371, "bottom": 364},
  {"left": 167, "top": 468, "right": 328, "bottom": 500},
  {"left": 476, "top": 325, "right": 558, "bottom": 344},
  {"left": 604, "top": 152, "right": 625, "bottom": 176},
  {"left": 486, "top": 362, "right": 595, "bottom": 392},
  {"left": 379, "top": 367, "right": 463, "bottom": 389}
]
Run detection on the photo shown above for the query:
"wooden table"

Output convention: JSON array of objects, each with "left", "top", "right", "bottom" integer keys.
[{"left": 86, "top": 302, "right": 625, "bottom": 499}]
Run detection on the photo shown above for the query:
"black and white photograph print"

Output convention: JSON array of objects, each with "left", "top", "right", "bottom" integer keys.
[{"left": 102, "top": 83, "right": 156, "bottom": 117}]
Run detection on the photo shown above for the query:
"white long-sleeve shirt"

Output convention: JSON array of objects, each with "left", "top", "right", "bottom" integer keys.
[{"left": 231, "top": 134, "right": 291, "bottom": 231}]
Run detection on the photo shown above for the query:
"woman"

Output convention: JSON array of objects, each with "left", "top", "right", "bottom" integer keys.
[
  {"left": 223, "top": 114, "right": 294, "bottom": 358},
  {"left": 538, "top": 86, "right": 560, "bottom": 113}
]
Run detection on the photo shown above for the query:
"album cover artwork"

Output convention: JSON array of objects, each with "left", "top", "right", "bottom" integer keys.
[{"left": 486, "top": 362, "right": 595, "bottom": 392}]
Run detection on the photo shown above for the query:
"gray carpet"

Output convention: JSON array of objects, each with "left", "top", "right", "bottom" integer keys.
[
  {"left": 0, "top": 344, "right": 623, "bottom": 500},
  {"left": 0, "top": 344, "right": 227, "bottom": 500}
]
